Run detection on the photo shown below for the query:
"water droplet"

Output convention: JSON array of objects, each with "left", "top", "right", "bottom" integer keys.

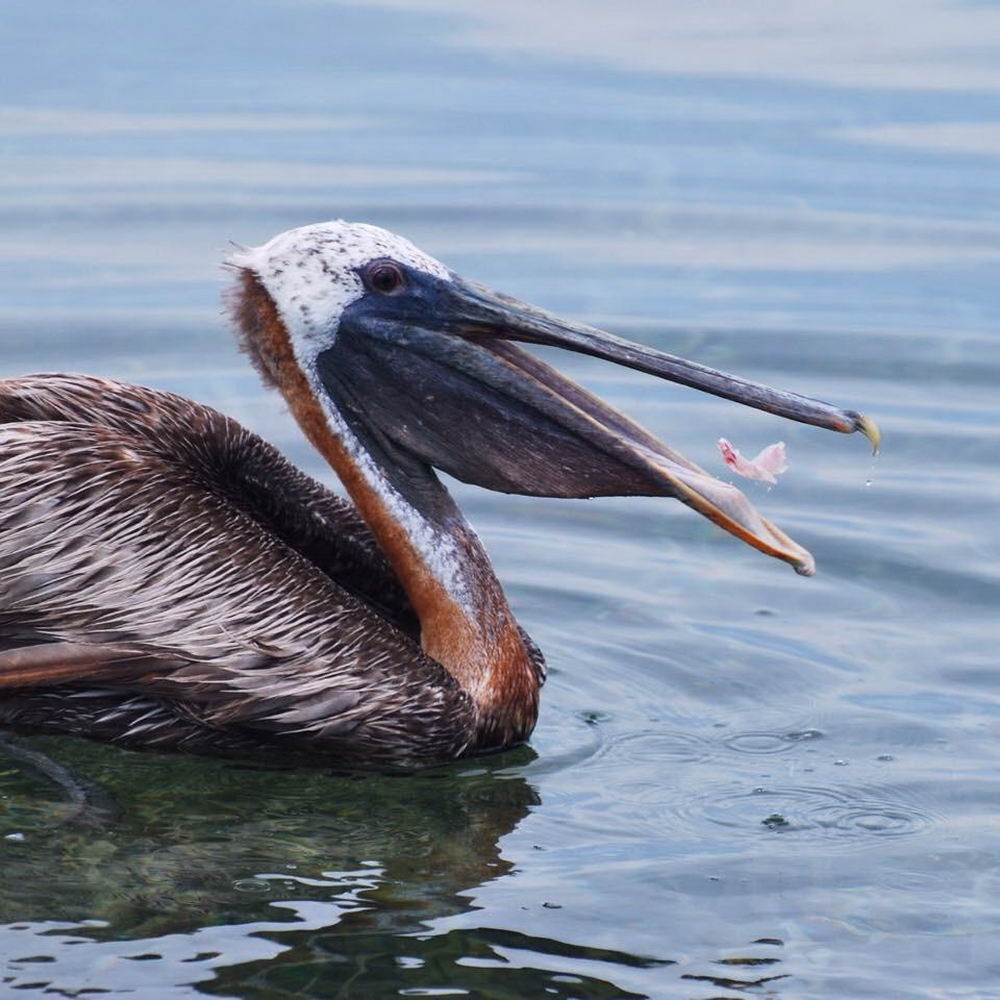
[
  {"left": 834, "top": 759, "right": 849, "bottom": 766},
  {"left": 4, "top": 832, "right": 25, "bottom": 842},
  {"left": 876, "top": 754, "right": 895, "bottom": 762},
  {"left": 865, "top": 451, "right": 879, "bottom": 488}
]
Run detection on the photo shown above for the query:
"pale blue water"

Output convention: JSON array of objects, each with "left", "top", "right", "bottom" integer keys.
[{"left": 1, "top": 2, "right": 999, "bottom": 998}]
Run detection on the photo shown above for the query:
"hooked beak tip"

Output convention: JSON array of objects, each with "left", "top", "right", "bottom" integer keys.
[{"left": 854, "top": 413, "right": 881, "bottom": 454}]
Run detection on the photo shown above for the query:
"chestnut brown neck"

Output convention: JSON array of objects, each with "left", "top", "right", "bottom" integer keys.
[{"left": 232, "top": 271, "right": 539, "bottom": 741}]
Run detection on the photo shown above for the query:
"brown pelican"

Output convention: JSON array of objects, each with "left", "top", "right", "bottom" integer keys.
[{"left": 0, "top": 222, "right": 878, "bottom": 768}]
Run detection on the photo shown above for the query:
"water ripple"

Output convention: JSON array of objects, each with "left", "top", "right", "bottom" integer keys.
[
  {"left": 672, "top": 781, "right": 938, "bottom": 848},
  {"left": 722, "top": 729, "right": 822, "bottom": 755},
  {"left": 594, "top": 728, "right": 718, "bottom": 766},
  {"left": 555, "top": 725, "right": 825, "bottom": 778}
]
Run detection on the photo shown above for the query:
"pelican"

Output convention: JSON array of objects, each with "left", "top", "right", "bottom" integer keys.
[{"left": 0, "top": 222, "right": 877, "bottom": 768}]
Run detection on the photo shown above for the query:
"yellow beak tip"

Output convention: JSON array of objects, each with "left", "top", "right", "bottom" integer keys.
[{"left": 857, "top": 413, "right": 881, "bottom": 454}]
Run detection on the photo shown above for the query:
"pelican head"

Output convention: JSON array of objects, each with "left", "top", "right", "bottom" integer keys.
[{"left": 229, "top": 220, "right": 876, "bottom": 580}]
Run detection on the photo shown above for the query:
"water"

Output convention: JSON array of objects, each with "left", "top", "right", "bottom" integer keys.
[{"left": 1, "top": 1, "right": 999, "bottom": 997}]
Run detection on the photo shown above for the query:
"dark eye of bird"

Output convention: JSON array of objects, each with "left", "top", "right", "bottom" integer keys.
[{"left": 366, "top": 261, "right": 405, "bottom": 294}]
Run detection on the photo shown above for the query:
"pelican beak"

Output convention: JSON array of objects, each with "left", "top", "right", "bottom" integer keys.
[
  {"left": 445, "top": 279, "right": 880, "bottom": 450},
  {"left": 321, "top": 275, "right": 879, "bottom": 576}
]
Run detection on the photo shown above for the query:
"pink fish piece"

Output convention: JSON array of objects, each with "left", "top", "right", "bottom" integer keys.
[{"left": 717, "top": 439, "right": 788, "bottom": 485}]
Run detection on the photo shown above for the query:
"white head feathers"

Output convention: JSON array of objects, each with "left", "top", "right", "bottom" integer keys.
[
  {"left": 228, "top": 221, "right": 473, "bottom": 612},
  {"left": 228, "top": 220, "right": 452, "bottom": 361}
]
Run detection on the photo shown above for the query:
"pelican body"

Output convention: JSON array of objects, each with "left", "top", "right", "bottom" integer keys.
[{"left": 0, "top": 223, "right": 876, "bottom": 768}]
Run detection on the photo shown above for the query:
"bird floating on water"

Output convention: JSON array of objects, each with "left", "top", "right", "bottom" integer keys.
[{"left": 0, "top": 222, "right": 878, "bottom": 767}]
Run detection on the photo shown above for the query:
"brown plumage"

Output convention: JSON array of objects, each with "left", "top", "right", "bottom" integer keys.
[
  {"left": 0, "top": 373, "right": 533, "bottom": 766},
  {"left": 0, "top": 222, "right": 876, "bottom": 768}
]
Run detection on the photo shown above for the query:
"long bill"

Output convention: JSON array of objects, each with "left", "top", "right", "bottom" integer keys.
[
  {"left": 443, "top": 278, "right": 881, "bottom": 451},
  {"left": 327, "top": 273, "right": 881, "bottom": 577}
]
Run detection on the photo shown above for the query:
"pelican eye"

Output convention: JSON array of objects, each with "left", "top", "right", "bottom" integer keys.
[{"left": 364, "top": 260, "right": 406, "bottom": 295}]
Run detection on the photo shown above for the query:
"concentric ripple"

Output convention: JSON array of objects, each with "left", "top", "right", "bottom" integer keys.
[
  {"left": 721, "top": 729, "right": 823, "bottom": 755},
  {"left": 593, "top": 728, "right": 719, "bottom": 766},
  {"left": 671, "top": 781, "right": 938, "bottom": 848},
  {"left": 572, "top": 725, "right": 824, "bottom": 775}
]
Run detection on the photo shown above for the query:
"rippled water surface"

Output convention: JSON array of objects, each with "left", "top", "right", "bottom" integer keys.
[{"left": 2, "top": 2, "right": 999, "bottom": 997}]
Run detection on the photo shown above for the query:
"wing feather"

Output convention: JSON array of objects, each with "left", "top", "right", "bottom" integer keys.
[{"left": 0, "top": 377, "right": 475, "bottom": 764}]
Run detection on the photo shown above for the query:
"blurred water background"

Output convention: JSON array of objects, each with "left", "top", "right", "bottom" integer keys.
[{"left": 1, "top": 2, "right": 999, "bottom": 997}]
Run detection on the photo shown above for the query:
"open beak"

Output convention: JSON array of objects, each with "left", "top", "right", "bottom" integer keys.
[{"left": 322, "top": 275, "right": 880, "bottom": 576}]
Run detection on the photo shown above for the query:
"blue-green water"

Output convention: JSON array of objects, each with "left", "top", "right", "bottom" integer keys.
[{"left": 1, "top": 2, "right": 999, "bottom": 997}]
